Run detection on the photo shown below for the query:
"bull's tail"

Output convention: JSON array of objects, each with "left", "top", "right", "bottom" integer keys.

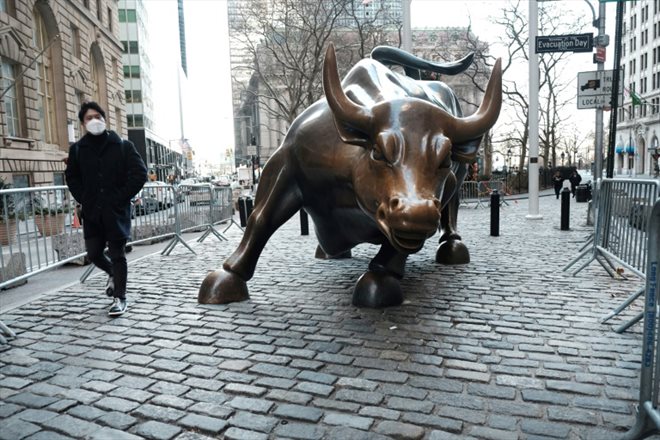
[{"left": 370, "top": 46, "right": 473, "bottom": 80}]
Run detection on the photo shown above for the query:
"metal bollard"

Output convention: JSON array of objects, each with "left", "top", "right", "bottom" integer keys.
[
  {"left": 490, "top": 190, "right": 500, "bottom": 237},
  {"left": 561, "top": 187, "right": 571, "bottom": 231},
  {"left": 300, "top": 209, "right": 309, "bottom": 235}
]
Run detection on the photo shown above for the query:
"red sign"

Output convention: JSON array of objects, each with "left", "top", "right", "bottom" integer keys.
[{"left": 594, "top": 46, "right": 606, "bottom": 63}]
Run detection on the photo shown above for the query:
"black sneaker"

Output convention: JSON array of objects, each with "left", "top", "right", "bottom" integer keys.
[
  {"left": 108, "top": 298, "right": 127, "bottom": 317},
  {"left": 105, "top": 277, "right": 115, "bottom": 297}
]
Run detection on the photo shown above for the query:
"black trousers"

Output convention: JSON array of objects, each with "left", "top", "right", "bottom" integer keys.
[{"left": 85, "top": 236, "right": 128, "bottom": 299}]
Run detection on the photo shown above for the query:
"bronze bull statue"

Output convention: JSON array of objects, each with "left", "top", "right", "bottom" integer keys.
[{"left": 200, "top": 44, "right": 502, "bottom": 308}]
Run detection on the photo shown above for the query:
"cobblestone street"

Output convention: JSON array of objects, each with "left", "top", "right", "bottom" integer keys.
[{"left": 0, "top": 195, "right": 652, "bottom": 440}]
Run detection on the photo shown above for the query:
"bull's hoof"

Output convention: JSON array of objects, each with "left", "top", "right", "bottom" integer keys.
[
  {"left": 198, "top": 269, "right": 249, "bottom": 304},
  {"left": 352, "top": 271, "right": 403, "bottom": 308},
  {"left": 436, "top": 239, "right": 470, "bottom": 265},
  {"left": 315, "top": 245, "right": 351, "bottom": 259}
]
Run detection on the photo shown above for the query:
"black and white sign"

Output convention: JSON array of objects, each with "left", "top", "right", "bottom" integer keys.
[
  {"left": 536, "top": 33, "right": 593, "bottom": 53},
  {"left": 577, "top": 69, "right": 623, "bottom": 109}
]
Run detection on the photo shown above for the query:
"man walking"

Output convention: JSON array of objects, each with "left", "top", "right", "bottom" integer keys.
[{"left": 65, "top": 102, "right": 147, "bottom": 316}]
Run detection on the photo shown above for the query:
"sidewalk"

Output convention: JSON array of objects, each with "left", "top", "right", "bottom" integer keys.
[{"left": 0, "top": 196, "right": 651, "bottom": 439}]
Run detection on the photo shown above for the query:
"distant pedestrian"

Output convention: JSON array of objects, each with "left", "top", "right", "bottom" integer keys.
[
  {"left": 552, "top": 171, "right": 563, "bottom": 199},
  {"left": 65, "top": 102, "right": 147, "bottom": 317},
  {"left": 569, "top": 170, "right": 582, "bottom": 198}
]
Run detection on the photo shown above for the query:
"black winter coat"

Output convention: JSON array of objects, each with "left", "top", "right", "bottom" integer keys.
[{"left": 65, "top": 130, "right": 147, "bottom": 240}]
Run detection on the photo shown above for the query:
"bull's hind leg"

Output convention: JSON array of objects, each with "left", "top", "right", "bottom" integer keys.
[
  {"left": 353, "top": 242, "right": 407, "bottom": 308},
  {"left": 199, "top": 154, "right": 302, "bottom": 304}
]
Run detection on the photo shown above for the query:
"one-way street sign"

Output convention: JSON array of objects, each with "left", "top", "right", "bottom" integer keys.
[
  {"left": 536, "top": 33, "right": 593, "bottom": 53},
  {"left": 577, "top": 69, "right": 623, "bottom": 109}
]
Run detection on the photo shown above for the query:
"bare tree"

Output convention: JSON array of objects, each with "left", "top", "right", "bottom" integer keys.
[
  {"left": 229, "top": 0, "right": 402, "bottom": 162},
  {"left": 491, "top": 1, "right": 587, "bottom": 172}
]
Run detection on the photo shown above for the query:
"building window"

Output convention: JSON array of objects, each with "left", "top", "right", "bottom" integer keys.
[
  {"left": 1, "top": 0, "right": 16, "bottom": 16},
  {"left": 1, "top": 58, "right": 23, "bottom": 138},
  {"left": 12, "top": 174, "right": 29, "bottom": 188},
  {"left": 33, "top": 10, "right": 56, "bottom": 143},
  {"left": 125, "top": 90, "right": 142, "bottom": 103},
  {"left": 71, "top": 25, "right": 81, "bottom": 59},
  {"left": 53, "top": 173, "right": 64, "bottom": 186},
  {"left": 90, "top": 54, "right": 100, "bottom": 103},
  {"left": 107, "top": 7, "right": 113, "bottom": 32},
  {"left": 118, "top": 9, "right": 136, "bottom": 22},
  {"left": 96, "top": 0, "right": 102, "bottom": 21},
  {"left": 83, "top": 0, "right": 89, "bottom": 8},
  {"left": 123, "top": 65, "right": 140, "bottom": 78}
]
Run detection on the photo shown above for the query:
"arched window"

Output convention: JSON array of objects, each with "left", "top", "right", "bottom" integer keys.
[
  {"left": 32, "top": 1, "right": 67, "bottom": 149},
  {"left": 89, "top": 43, "right": 108, "bottom": 110},
  {"left": 33, "top": 9, "right": 56, "bottom": 143}
]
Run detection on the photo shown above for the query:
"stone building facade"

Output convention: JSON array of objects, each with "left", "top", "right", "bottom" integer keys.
[
  {"left": 0, "top": 0, "right": 124, "bottom": 188},
  {"left": 614, "top": 0, "right": 660, "bottom": 176}
]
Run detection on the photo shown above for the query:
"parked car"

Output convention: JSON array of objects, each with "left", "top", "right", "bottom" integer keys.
[
  {"left": 213, "top": 175, "right": 231, "bottom": 187},
  {"left": 131, "top": 193, "right": 159, "bottom": 216},
  {"left": 188, "top": 183, "right": 213, "bottom": 206},
  {"left": 140, "top": 181, "right": 174, "bottom": 209}
]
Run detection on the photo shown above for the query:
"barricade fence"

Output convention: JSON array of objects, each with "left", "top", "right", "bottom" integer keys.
[
  {"left": 459, "top": 179, "right": 508, "bottom": 208},
  {"left": 0, "top": 183, "right": 235, "bottom": 290},
  {"left": 622, "top": 198, "right": 660, "bottom": 440},
  {"left": 564, "top": 178, "right": 660, "bottom": 332}
]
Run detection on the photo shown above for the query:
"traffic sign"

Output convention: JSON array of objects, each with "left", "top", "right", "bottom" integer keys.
[
  {"left": 247, "top": 145, "right": 257, "bottom": 155},
  {"left": 536, "top": 33, "right": 593, "bottom": 53},
  {"left": 577, "top": 69, "right": 623, "bottom": 109},
  {"left": 594, "top": 46, "right": 606, "bottom": 63}
]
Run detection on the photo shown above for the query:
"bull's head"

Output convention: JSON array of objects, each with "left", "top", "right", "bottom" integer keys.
[{"left": 323, "top": 44, "right": 502, "bottom": 253}]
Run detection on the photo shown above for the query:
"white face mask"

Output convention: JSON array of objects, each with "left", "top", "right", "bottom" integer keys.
[{"left": 85, "top": 118, "right": 106, "bottom": 136}]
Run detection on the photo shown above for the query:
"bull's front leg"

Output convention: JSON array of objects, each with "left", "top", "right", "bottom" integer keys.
[
  {"left": 353, "top": 242, "right": 407, "bottom": 308},
  {"left": 198, "top": 155, "right": 302, "bottom": 304},
  {"left": 436, "top": 162, "right": 470, "bottom": 265}
]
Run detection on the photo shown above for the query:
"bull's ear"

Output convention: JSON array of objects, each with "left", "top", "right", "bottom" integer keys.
[{"left": 451, "top": 136, "right": 482, "bottom": 163}]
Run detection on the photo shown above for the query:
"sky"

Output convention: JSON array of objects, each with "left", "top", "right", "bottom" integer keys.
[{"left": 147, "top": 0, "right": 620, "bottom": 168}]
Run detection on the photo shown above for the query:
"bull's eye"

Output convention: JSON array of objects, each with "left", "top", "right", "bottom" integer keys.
[{"left": 370, "top": 148, "right": 386, "bottom": 162}]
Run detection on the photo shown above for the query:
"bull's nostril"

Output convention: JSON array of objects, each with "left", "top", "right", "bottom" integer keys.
[
  {"left": 377, "top": 207, "right": 386, "bottom": 221},
  {"left": 390, "top": 198, "right": 400, "bottom": 210}
]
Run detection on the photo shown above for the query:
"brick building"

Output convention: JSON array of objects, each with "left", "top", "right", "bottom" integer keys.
[{"left": 0, "top": 0, "right": 124, "bottom": 188}]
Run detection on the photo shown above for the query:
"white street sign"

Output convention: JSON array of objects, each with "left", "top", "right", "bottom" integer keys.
[
  {"left": 247, "top": 146, "right": 257, "bottom": 155},
  {"left": 577, "top": 69, "right": 623, "bottom": 109}
]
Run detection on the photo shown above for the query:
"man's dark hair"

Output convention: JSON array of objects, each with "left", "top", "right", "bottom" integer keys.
[{"left": 78, "top": 101, "right": 106, "bottom": 122}]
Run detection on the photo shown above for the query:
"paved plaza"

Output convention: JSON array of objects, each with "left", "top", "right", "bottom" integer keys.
[{"left": 0, "top": 194, "right": 652, "bottom": 440}]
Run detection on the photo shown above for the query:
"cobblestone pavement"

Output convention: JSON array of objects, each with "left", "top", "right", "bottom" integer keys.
[{"left": 0, "top": 195, "right": 654, "bottom": 440}]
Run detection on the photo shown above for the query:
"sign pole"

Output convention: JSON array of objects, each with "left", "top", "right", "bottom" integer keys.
[
  {"left": 593, "top": 0, "right": 606, "bottom": 206},
  {"left": 527, "top": 0, "right": 542, "bottom": 220}
]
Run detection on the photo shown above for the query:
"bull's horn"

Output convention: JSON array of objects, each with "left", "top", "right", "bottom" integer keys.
[
  {"left": 323, "top": 43, "right": 373, "bottom": 139},
  {"left": 452, "top": 58, "right": 502, "bottom": 142}
]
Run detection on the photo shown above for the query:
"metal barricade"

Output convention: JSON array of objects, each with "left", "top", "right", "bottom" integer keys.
[
  {"left": 621, "top": 198, "right": 660, "bottom": 440},
  {"left": 459, "top": 181, "right": 479, "bottom": 207},
  {"left": 564, "top": 178, "right": 660, "bottom": 332},
  {"left": 0, "top": 182, "right": 239, "bottom": 290},
  {"left": 486, "top": 180, "right": 509, "bottom": 206},
  {"left": 1, "top": 185, "right": 82, "bottom": 290}
]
